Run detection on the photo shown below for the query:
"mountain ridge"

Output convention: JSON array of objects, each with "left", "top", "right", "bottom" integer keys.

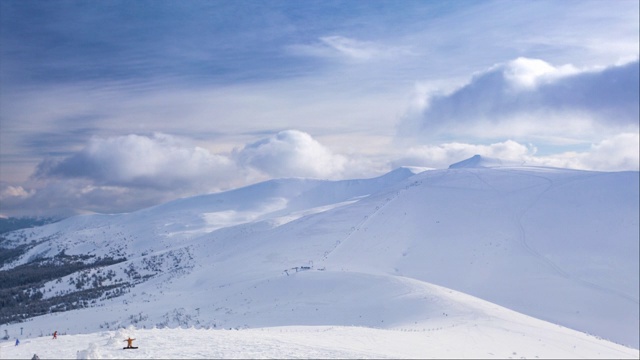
[{"left": 1, "top": 159, "right": 638, "bottom": 349}]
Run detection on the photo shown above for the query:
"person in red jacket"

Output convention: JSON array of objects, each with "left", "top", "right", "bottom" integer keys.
[{"left": 52, "top": 331, "right": 57, "bottom": 339}]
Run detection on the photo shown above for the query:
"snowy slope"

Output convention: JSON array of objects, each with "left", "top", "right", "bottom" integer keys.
[
  {"left": 322, "top": 166, "right": 639, "bottom": 347},
  {"left": 3, "top": 288, "right": 639, "bottom": 359},
  {"left": 1, "top": 167, "right": 423, "bottom": 265},
  {"left": 1, "top": 158, "right": 638, "bottom": 354}
]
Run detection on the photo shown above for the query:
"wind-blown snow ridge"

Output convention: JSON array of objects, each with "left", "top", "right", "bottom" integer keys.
[
  {"left": 1, "top": 165, "right": 638, "bottom": 355},
  {"left": 448, "top": 154, "right": 515, "bottom": 168}
]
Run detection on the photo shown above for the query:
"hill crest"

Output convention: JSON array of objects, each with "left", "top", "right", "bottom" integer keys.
[{"left": 0, "top": 165, "right": 638, "bottom": 349}]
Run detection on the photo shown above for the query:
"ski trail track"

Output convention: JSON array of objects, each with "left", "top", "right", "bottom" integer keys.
[
  {"left": 306, "top": 167, "right": 638, "bottom": 307},
  {"left": 502, "top": 169, "right": 639, "bottom": 305},
  {"left": 320, "top": 177, "right": 423, "bottom": 264}
]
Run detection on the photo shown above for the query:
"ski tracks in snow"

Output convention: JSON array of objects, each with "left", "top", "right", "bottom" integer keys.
[
  {"left": 506, "top": 170, "right": 639, "bottom": 305},
  {"left": 320, "top": 180, "right": 422, "bottom": 264}
]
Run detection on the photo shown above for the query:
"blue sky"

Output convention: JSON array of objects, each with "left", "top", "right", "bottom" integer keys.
[{"left": 1, "top": 0, "right": 638, "bottom": 217}]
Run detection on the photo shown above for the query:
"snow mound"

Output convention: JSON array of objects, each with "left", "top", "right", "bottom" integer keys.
[
  {"left": 448, "top": 154, "right": 512, "bottom": 168},
  {"left": 76, "top": 342, "right": 101, "bottom": 359}
]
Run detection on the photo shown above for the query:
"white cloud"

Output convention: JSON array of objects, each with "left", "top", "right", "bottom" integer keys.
[
  {"left": 32, "top": 130, "right": 356, "bottom": 197},
  {"left": 9, "top": 130, "right": 357, "bottom": 216},
  {"left": 288, "top": 35, "right": 408, "bottom": 63},
  {"left": 501, "top": 57, "right": 578, "bottom": 90},
  {"left": 394, "top": 134, "right": 639, "bottom": 172},
  {"left": 318, "top": 36, "right": 381, "bottom": 61},
  {"left": 399, "top": 58, "right": 640, "bottom": 144},
  {"left": 3, "top": 129, "right": 638, "bottom": 218},
  {"left": 394, "top": 140, "right": 534, "bottom": 169},
  {"left": 35, "top": 133, "right": 239, "bottom": 191},
  {"left": 0, "top": 184, "right": 34, "bottom": 200},
  {"left": 235, "top": 130, "right": 348, "bottom": 179},
  {"left": 527, "top": 133, "right": 640, "bottom": 171},
  {"left": 583, "top": 133, "right": 640, "bottom": 170}
]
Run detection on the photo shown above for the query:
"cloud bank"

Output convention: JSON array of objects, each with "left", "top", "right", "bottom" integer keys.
[
  {"left": 34, "top": 133, "right": 238, "bottom": 190},
  {"left": 394, "top": 134, "right": 639, "bottom": 171},
  {"left": 2, "top": 127, "right": 637, "bottom": 218},
  {"left": 0, "top": 131, "right": 352, "bottom": 216},
  {"left": 400, "top": 58, "right": 639, "bottom": 143},
  {"left": 34, "top": 130, "right": 350, "bottom": 188}
]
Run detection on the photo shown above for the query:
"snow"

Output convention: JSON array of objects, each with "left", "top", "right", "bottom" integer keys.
[
  {"left": 448, "top": 154, "right": 514, "bottom": 168},
  {"left": 3, "top": 292, "right": 639, "bottom": 359},
  {"left": 1, "top": 158, "right": 638, "bottom": 357}
]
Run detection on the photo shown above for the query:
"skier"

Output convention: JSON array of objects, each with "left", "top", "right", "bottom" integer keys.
[
  {"left": 53, "top": 331, "right": 57, "bottom": 339},
  {"left": 123, "top": 337, "right": 136, "bottom": 349},
  {"left": 15, "top": 338, "right": 19, "bottom": 346}
]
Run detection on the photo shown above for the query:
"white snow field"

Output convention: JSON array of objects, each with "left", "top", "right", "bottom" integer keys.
[
  {"left": 1, "top": 156, "right": 638, "bottom": 358},
  {"left": 2, "top": 316, "right": 639, "bottom": 359}
]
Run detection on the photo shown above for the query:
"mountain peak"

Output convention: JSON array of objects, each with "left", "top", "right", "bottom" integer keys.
[{"left": 448, "top": 154, "right": 506, "bottom": 169}]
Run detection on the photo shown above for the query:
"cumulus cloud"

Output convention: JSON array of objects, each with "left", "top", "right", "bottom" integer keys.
[
  {"left": 234, "top": 130, "right": 348, "bottom": 179},
  {"left": 34, "top": 133, "right": 239, "bottom": 191},
  {"left": 34, "top": 130, "right": 351, "bottom": 191},
  {"left": 394, "top": 140, "right": 534, "bottom": 169},
  {"left": 4, "top": 130, "right": 355, "bottom": 217},
  {"left": 528, "top": 132, "right": 640, "bottom": 171},
  {"left": 399, "top": 58, "right": 640, "bottom": 143},
  {"left": 501, "top": 57, "right": 579, "bottom": 89},
  {"left": 394, "top": 134, "right": 639, "bottom": 172},
  {"left": 6, "top": 128, "right": 636, "bottom": 218}
]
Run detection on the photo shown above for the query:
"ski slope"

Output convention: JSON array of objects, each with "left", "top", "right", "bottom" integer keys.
[
  {"left": 2, "top": 282, "right": 639, "bottom": 359},
  {"left": 1, "top": 156, "right": 638, "bottom": 356}
]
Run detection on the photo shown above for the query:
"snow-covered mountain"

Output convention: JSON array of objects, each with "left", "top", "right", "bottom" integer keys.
[{"left": 1, "top": 156, "right": 638, "bottom": 357}]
